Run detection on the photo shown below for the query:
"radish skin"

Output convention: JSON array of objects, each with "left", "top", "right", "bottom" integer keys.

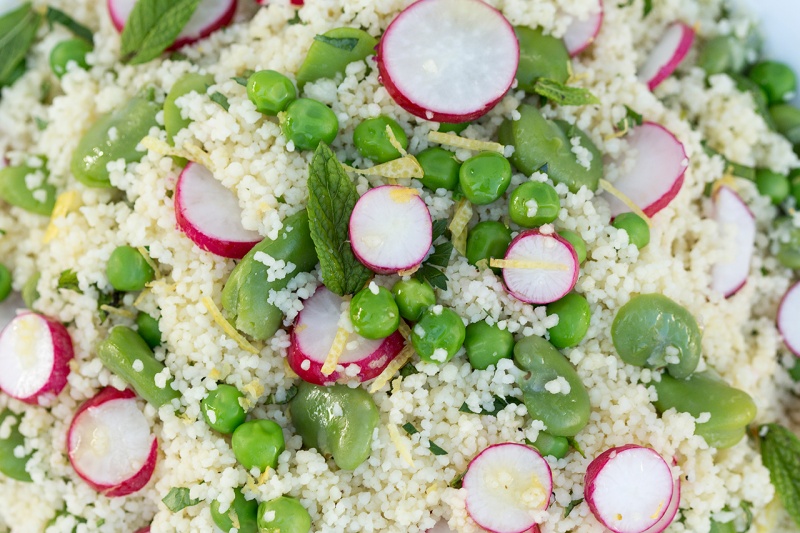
[
  {"left": 711, "top": 186, "right": 755, "bottom": 297},
  {"left": 638, "top": 22, "right": 695, "bottom": 90},
  {"left": 778, "top": 282, "right": 800, "bottom": 356},
  {"left": 640, "top": 473, "right": 681, "bottom": 533},
  {"left": 501, "top": 230, "right": 579, "bottom": 305},
  {"left": 563, "top": 0, "right": 604, "bottom": 56}
]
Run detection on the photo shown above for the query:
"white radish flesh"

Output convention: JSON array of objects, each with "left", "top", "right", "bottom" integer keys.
[
  {"left": 604, "top": 122, "right": 688, "bottom": 219},
  {"left": 288, "top": 286, "right": 405, "bottom": 385},
  {"left": 349, "top": 186, "right": 432, "bottom": 274},
  {"left": 711, "top": 186, "right": 755, "bottom": 297},
  {"left": 175, "top": 162, "right": 261, "bottom": 259},
  {"left": 427, "top": 521, "right": 455, "bottom": 533},
  {"left": 377, "top": 0, "right": 519, "bottom": 122},
  {"left": 463, "top": 443, "right": 551, "bottom": 533},
  {"left": 0, "top": 313, "right": 74, "bottom": 405},
  {"left": 584, "top": 445, "right": 675, "bottom": 533},
  {"left": 638, "top": 22, "right": 695, "bottom": 91},
  {"left": 563, "top": 0, "right": 604, "bottom": 56},
  {"left": 641, "top": 473, "right": 681, "bottom": 533},
  {"left": 501, "top": 230, "right": 579, "bottom": 305},
  {"left": 68, "top": 387, "right": 157, "bottom": 497},
  {"left": 778, "top": 282, "right": 800, "bottom": 356}
]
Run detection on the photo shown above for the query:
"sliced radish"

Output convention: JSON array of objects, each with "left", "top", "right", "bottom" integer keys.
[
  {"left": 463, "top": 443, "right": 551, "bottom": 533},
  {"left": 134, "top": 528, "right": 151, "bottom": 533},
  {"left": 500, "top": 230, "right": 579, "bottom": 305},
  {"left": 603, "top": 122, "right": 688, "bottom": 219},
  {"left": 288, "top": 286, "right": 405, "bottom": 385},
  {"left": 175, "top": 162, "right": 261, "bottom": 259},
  {"left": 68, "top": 387, "right": 157, "bottom": 497},
  {"left": 427, "top": 521, "right": 455, "bottom": 533},
  {"left": 778, "top": 282, "right": 800, "bottom": 356},
  {"left": 108, "top": 0, "right": 237, "bottom": 49},
  {"left": 349, "top": 185, "right": 432, "bottom": 274},
  {"left": 376, "top": 0, "right": 519, "bottom": 122},
  {"left": 584, "top": 445, "right": 676, "bottom": 533},
  {"left": 711, "top": 186, "right": 755, "bottom": 297},
  {"left": 641, "top": 472, "right": 681, "bottom": 533},
  {"left": 637, "top": 22, "right": 695, "bottom": 91},
  {"left": 0, "top": 312, "right": 74, "bottom": 405},
  {"left": 563, "top": 1, "right": 604, "bottom": 56}
]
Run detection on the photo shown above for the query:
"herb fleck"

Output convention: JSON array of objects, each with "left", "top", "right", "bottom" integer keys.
[{"left": 162, "top": 487, "right": 201, "bottom": 512}]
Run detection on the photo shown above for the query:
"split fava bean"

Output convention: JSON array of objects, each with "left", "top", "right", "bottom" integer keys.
[
  {"left": 0, "top": 164, "right": 56, "bottom": 216},
  {"left": 0, "top": 409, "right": 32, "bottom": 482},
  {"left": 296, "top": 27, "right": 378, "bottom": 89},
  {"left": 164, "top": 73, "right": 214, "bottom": 144}
]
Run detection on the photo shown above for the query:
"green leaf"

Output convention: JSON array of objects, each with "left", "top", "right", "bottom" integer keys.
[
  {"left": 428, "top": 440, "right": 448, "bottom": 456},
  {"left": 34, "top": 117, "right": 47, "bottom": 131},
  {"left": 57, "top": 270, "right": 82, "bottom": 294},
  {"left": 533, "top": 79, "right": 600, "bottom": 106},
  {"left": 162, "top": 487, "right": 201, "bottom": 512},
  {"left": 307, "top": 142, "right": 373, "bottom": 296},
  {"left": 449, "top": 470, "right": 465, "bottom": 489},
  {"left": 426, "top": 241, "right": 453, "bottom": 269},
  {"left": 414, "top": 264, "right": 448, "bottom": 291},
  {"left": 402, "top": 423, "right": 418, "bottom": 435},
  {"left": 431, "top": 219, "right": 448, "bottom": 241},
  {"left": 0, "top": 3, "right": 42, "bottom": 84},
  {"left": 45, "top": 7, "right": 93, "bottom": 43},
  {"left": 313, "top": 34, "right": 359, "bottom": 52},
  {"left": 399, "top": 361, "right": 418, "bottom": 377},
  {"left": 232, "top": 69, "right": 254, "bottom": 87},
  {"left": 210, "top": 91, "right": 229, "bottom": 111},
  {"left": 120, "top": 0, "right": 202, "bottom": 65},
  {"left": 615, "top": 105, "right": 643, "bottom": 132},
  {"left": 760, "top": 423, "right": 800, "bottom": 527},
  {"left": 567, "top": 436, "right": 586, "bottom": 458},
  {"left": 701, "top": 143, "right": 755, "bottom": 180},
  {"left": 288, "top": 11, "right": 302, "bottom": 25},
  {"left": 741, "top": 501, "right": 753, "bottom": 532},
  {"left": 643, "top": 0, "right": 653, "bottom": 16},
  {"left": 459, "top": 395, "right": 523, "bottom": 416},
  {"left": 564, "top": 498, "right": 583, "bottom": 517},
  {"left": 265, "top": 385, "right": 298, "bottom": 405},
  {"left": 96, "top": 286, "right": 123, "bottom": 322}
]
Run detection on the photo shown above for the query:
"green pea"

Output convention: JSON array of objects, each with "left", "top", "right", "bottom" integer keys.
[
  {"left": 611, "top": 294, "right": 701, "bottom": 379},
  {"left": 21, "top": 272, "right": 40, "bottom": 309},
  {"left": 529, "top": 432, "right": 569, "bottom": 460},
  {"left": 438, "top": 122, "right": 469, "bottom": 134},
  {"left": 210, "top": 487, "right": 258, "bottom": 533},
  {"left": 106, "top": 245, "right": 155, "bottom": 292},
  {"left": 546, "top": 293, "right": 591, "bottom": 349},
  {"left": 0, "top": 409, "right": 32, "bottom": 482},
  {"left": 296, "top": 27, "right": 378, "bottom": 89},
  {"left": 350, "top": 285, "right": 400, "bottom": 339},
  {"left": 416, "top": 147, "right": 461, "bottom": 192},
  {"left": 411, "top": 307, "right": 466, "bottom": 364},
  {"left": 280, "top": 98, "right": 338, "bottom": 151},
  {"left": 748, "top": 61, "right": 797, "bottom": 105},
  {"left": 0, "top": 164, "right": 56, "bottom": 216},
  {"left": 769, "top": 104, "right": 800, "bottom": 145},
  {"left": 458, "top": 152, "right": 512, "bottom": 205},
  {"left": 514, "top": 26, "right": 570, "bottom": 92},
  {"left": 791, "top": 169, "right": 800, "bottom": 205},
  {"left": 709, "top": 519, "right": 736, "bottom": 533},
  {"left": 509, "top": 181, "right": 560, "bottom": 228},
  {"left": 391, "top": 278, "right": 436, "bottom": 322},
  {"left": 135, "top": 312, "right": 161, "bottom": 348},
  {"left": 612, "top": 212, "right": 650, "bottom": 249},
  {"left": 257, "top": 496, "right": 312, "bottom": 533},
  {"left": 464, "top": 321, "right": 514, "bottom": 370},
  {"left": 231, "top": 420, "right": 285, "bottom": 472},
  {"left": 0, "top": 264, "right": 10, "bottom": 303},
  {"left": 788, "top": 357, "right": 800, "bottom": 382},
  {"left": 202, "top": 384, "right": 247, "bottom": 434},
  {"left": 71, "top": 89, "right": 160, "bottom": 188},
  {"left": 247, "top": 70, "right": 297, "bottom": 116},
  {"left": 353, "top": 116, "right": 408, "bottom": 164},
  {"left": 49, "top": 38, "right": 92, "bottom": 78},
  {"left": 164, "top": 73, "right": 214, "bottom": 145},
  {"left": 776, "top": 225, "right": 800, "bottom": 270},
  {"left": 754, "top": 168, "right": 790, "bottom": 204},
  {"left": 514, "top": 335, "right": 591, "bottom": 437},
  {"left": 465, "top": 221, "right": 512, "bottom": 268},
  {"left": 557, "top": 230, "right": 587, "bottom": 264},
  {"left": 652, "top": 371, "right": 757, "bottom": 449},
  {"left": 290, "top": 382, "right": 379, "bottom": 471},
  {"left": 697, "top": 35, "right": 747, "bottom": 76}
]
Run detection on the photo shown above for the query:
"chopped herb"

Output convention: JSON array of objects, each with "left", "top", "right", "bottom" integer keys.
[
  {"left": 759, "top": 423, "right": 800, "bottom": 527},
  {"left": 232, "top": 69, "right": 254, "bottom": 87},
  {"left": 643, "top": 0, "right": 653, "bottom": 16},
  {"left": 210, "top": 91, "right": 229, "bottom": 111},
  {"left": 168, "top": 51, "right": 189, "bottom": 62},
  {"left": 162, "top": 487, "right": 201, "bottom": 512},
  {"left": 313, "top": 35, "right": 359, "bottom": 52},
  {"left": 266, "top": 385, "right": 298, "bottom": 405},
  {"left": 96, "top": 286, "right": 124, "bottom": 322},
  {"left": 425, "top": 241, "right": 453, "bottom": 269},
  {"left": 615, "top": 105, "right": 643, "bottom": 132},
  {"left": 40, "top": 80, "right": 51, "bottom": 102},
  {"left": 564, "top": 498, "right": 584, "bottom": 517},
  {"left": 34, "top": 117, "right": 48, "bottom": 131},
  {"left": 431, "top": 219, "right": 449, "bottom": 241},
  {"left": 701, "top": 143, "right": 756, "bottom": 180},
  {"left": 449, "top": 470, "right": 465, "bottom": 489},
  {"left": 57, "top": 270, "right": 82, "bottom": 294},
  {"left": 459, "top": 395, "right": 523, "bottom": 416},
  {"left": 741, "top": 501, "right": 753, "bottom": 532},
  {"left": 567, "top": 436, "right": 586, "bottom": 458},
  {"left": 45, "top": 7, "right": 93, "bottom": 43},
  {"left": 415, "top": 264, "right": 448, "bottom": 291},
  {"left": 428, "top": 440, "right": 448, "bottom": 456},
  {"left": 120, "top": 0, "right": 202, "bottom": 65},
  {"left": 533, "top": 79, "right": 600, "bottom": 106},
  {"left": 0, "top": 4, "right": 42, "bottom": 84},
  {"left": 399, "top": 361, "right": 419, "bottom": 377},
  {"left": 288, "top": 11, "right": 302, "bottom": 25},
  {"left": 402, "top": 423, "right": 419, "bottom": 435}
]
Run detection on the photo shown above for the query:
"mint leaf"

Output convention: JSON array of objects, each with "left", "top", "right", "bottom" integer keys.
[
  {"left": 431, "top": 219, "right": 448, "bottom": 241},
  {"left": 57, "top": 269, "right": 82, "bottom": 294},
  {"left": 564, "top": 498, "right": 583, "bottom": 517},
  {"left": 46, "top": 7, "right": 93, "bottom": 43},
  {"left": 459, "top": 395, "right": 523, "bottom": 416},
  {"left": 0, "top": 3, "right": 42, "bottom": 84},
  {"left": 232, "top": 69, "right": 254, "bottom": 87},
  {"left": 121, "top": 0, "right": 201, "bottom": 65},
  {"left": 533, "top": 79, "right": 600, "bottom": 106},
  {"left": 307, "top": 142, "right": 372, "bottom": 296},
  {"left": 162, "top": 487, "right": 200, "bottom": 512},
  {"left": 402, "top": 423, "right": 418, "bottom": 435},
  {"left": 643, "top": 0, "right": 653, "bottom": 16},
  {"left": 428, "top": 440, "right": 448, "bottom": 456},
  {"left": 760, "top": 423, "right": 800, "bottom": 527},
  {"left": 415, "top": 264, "right": 448, "bottom": 291},
  {"left": 313, "top": 34, "right": 358, "bottom": 52},
  {"left": 210, "top": 91, "right": 229, "bottom": 111}
]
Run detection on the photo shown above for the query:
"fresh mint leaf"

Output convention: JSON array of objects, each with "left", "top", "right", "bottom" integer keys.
[
  {"left": 431, "top": 219, "right": 448, "bottom": 241},
  {"left": 57, "top": 269, "right": 82, "bottom": 294},
  {"left": 415, "top": 264, "right": 448, "bottom": 291},
  {"left": 162, "top": 487, "right": 200, "bottom": 512},
  {"left": 307, "top": 142, "right": 373, "bottom": 296},
  {"left": 232, "top": 69, "right": 254, "bottom": 87},
  {"left": 399, "top": 361, "right": 419, "bottom": 377},
  {"left": 402, "top": 423, "right": 418, "bottom": 435},
  {"left": 564, "top": 498, "right": 583, "bottom": 517},
  {"left": 760, "top": 423, "right": 800, "bottom": 527},
  {"left": 0, "top": 4, "right": 42, "bottom": 83},
  {"left": 533, "top": 79, "right": 600, "bottom": 106},
  {"left": 459, "top": 395, "right": 523, "bottom": 416},
  {"left": 313, "top": 34, "right": 358, "bottom": 52},
  {"left": 121, "top": 0, "right": 202, "bottom": 65},
  {"left": 643, "top": 0, "right": 653, "bottom": 16},
  {"left": 46, "top": 7, "right": 93, "bottom": 43},
  {"left": 210, "top": 91, "right": 229, "bottom": 111},
  {"left": 428, "top": 440, "right": 448, "bottom": 456},
  {"left": 615, "top": 105, "right": 643, "bottom": 132},
  {"left": 425, "top": 241, "right": 453, "bottom": 269}
]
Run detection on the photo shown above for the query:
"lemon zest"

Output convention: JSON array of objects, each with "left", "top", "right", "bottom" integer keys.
[
  {"left": 201, "top": 296, "right": 260, "bottom": 355},
  {"left": 136, "top": 246, "right": 161, "bottom": 280},
  {"left": 449, "top": 198, "right": 473, "bottom": 256},
  {"left": 489, "top": 258, "right": 569, "bottom": 271},
  {"left": 599, "top": 179, "right": 652, "bottom": 227},
  {"left": 43, "top": 191, "right": 81, "bottom": 244},
  {"left": 99, "top": 305, "right": 136, "bottom": 319},
  {"left": 388, "top": 186, "right": 420, "bottom": 203},
  {"left": 387, "top": 424, "right": 415, "bottom": 468},
  {"left": 428, "top": 131, "right": 504, "bottom": 154},
  {"left": 397, "top": 320, "right": 412, "bottom": 340},
  {"left": 284, "top": 357, "right": 299, "bottom": 379},
  {"left": 397, "top": 264, "right": 420, "bottom": 276},
  {"left": 386, "top": 125, "right": 408, "bottom": 157},
  {"left": 140, "top": 137, "right": 214, "bottom": 171},
  {"left": 343, "top": 155, "right": 423, "bottom": 180},
  {"left": 321, "top": 327, "right": 350, "bottom": 376},
  {"left": 369, "top": 343, "right": 415, "bottom": 393}
]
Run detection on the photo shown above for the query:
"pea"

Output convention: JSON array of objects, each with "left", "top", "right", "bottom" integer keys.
[
  {"left": 0, "top": 409, "right": 32, "bottom": 482},
  {"left": 210, "top": 487, "right": 258, "bottom": 533},
  {"left": 709, "top": 519, "right": 736, "bottom": 533},
  {"left": 106, "top": 245, "right": 155, "bottom": 292},
  {"left": 350, "top": 285, "right": 400, "bottom": 339},
  {"left": 529, "top": 432, "right": 569, "bottom": 460},
  {"left": 164, "top": 73, "right": 214, "bottom": 144},
  {"left": 466, "top": 221, "right": 512, "bottom": 268},
  {"left": 280, "top": 98, "right": 338, "bottom": 151},
  {"left": 0, "top": 164, "right": 56, "bottom": 216},
  {"left": 417, "top": 147, "right": 460, "bottom": 191},
  {"left": 611, "top": 294, "right": 701, "bottom": 379},
  {"left": 202, "top": 384, "right": 247, "bottom": 434},
  {"left": 438, "top": 122, "right": 469, "bottom": 134},
  {"left": 296, "top": 27, "right": 378, "bottom": 89},
  {"left": 509, "top": 181, "right": 560, "bottom": 228},
  {"left": 135, "top": 312, "right": 161, "bottom": 348},
  {"left": 652, "top": 371, "right": 757, "bottom": 449},
  {"left": 49, "top": 38, "right": 92, "bottom": 78},
  {"left": 612, "top": 212, "right": 650, "bottom": 249},
  {"left": 770, "top": 104, "right": 800, "bottom": 145},
  {"left": 464, "top": 321, "right": 514, "bottom": 370},
  {"left": 789, "top": 357, "right": 800, "bottom": 382},
  {"left": 697, "top": 35, "right": 747, "bottom": 76},
  {"left": 514, "top": 335, "right": 591, "bottom": 437},
  {"left": 231, "top": 420, "right": 285, "bottom": 472},
  {"left": 391, "top": 278, "right": 436, "bottom": 322},
  {"left": 459, "top": 152, "right": 512, "bottom": 205},
  {"left": 411, "top": 307, "right": 466, "bottom": 364},
  {"left": 21, "top": 272, "right": 40, "bottom": 309},
  {"left": 755, "top": 168, "right": 790, "bottom": 204},
  {"left": 546, "top": 293, "right": 591, "bottom": 349},
  {"left": 246, "top": 70, "right": 296, "bottom": 116},
  {"left": 791, "top": 169, "right": 800, "bottom": 205},
  {"left": 776, "top": 225, "right": 800, "bottom": 270},
  {"left": 748, "top": 61, "right": 797, "bottom": 105},
  {"left": 353, "top": 116, "right": 408, "bottom": 164},
  {"left": 0, "top": 264, "right": 10, "bottom": 303},
  {"left": 557, "top": 230, "right": 587, "bottom": 264},
  {"left": 257, "top": 496, "right": 312, "bottom": 533},
  {"left": 514, "top": 26, "right": 570, "bottom": 92}
]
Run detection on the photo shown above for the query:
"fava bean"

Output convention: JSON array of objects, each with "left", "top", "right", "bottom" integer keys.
[
  {"left": 164, "top": 73, "right": 214, "bottom": 144},
  {"left": 697, "top": 35, "right": 747, "bottom": 76},
  {"left": 777, "top": 225, "right": 800, "bottom": 270},
  {"left": 391, "top": 278, "right": 436, "bottom": 323},
  {"left": 0, "top": 409, "right": 32, "bottom": 482},
  {"left": 231, "top": 420, "right": 285, "bottom": 472},
  {"left": 438, "top": 122, "right": 469, "bottom": 134},
  {"left": 612, "top": 212, "right": 650, "bottom": 249},
  {"left": 350, "top": 285, "right": 400, "bottom": 339},
  {"left": 353, "top": 116, "right": 408, "bottom": 164},
  {"left": 770, "top": 104, "right": 800, "bottom": 146},
  {"left": 257, "top": 496, "right": 312, "bottom": 533},
  {"left": 210, "top": 487, "right": 258, "bottom": 533},
  {"left": 49, "top": 38, "right": 92, "bottom": 78},
  {"left": 411, "top": 307, "right": 466, "bottom": 364},
  {"left": 748, "top": 60, "right": 797, "bottom": 105},
  {"left": 509, "top": 181, "right": 560, "bottom": 228},
  {"left": 514, "top": 26, "right": 570, "bottom": 92},
  {"left": 0, "top": 164, "right": 56, "bottom": 216},
  {"left": 296, "top": 27, "right": 378, "bottom": 89},
  {"left": 546, "top": 293, "right": 591, "bottom": 349},
  {"left": 459, "top": 152, "right": 512, "bottom": 205},
  {"left": 755, "top": 168, "right": 789, "bottom": 204},
  {"left": 464, "top": 320, "right": 514, "bottom": 370}
]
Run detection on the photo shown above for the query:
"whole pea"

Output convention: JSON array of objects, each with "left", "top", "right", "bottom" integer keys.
[
  {"left": 0, "top": 264, "right": 12, "bottom": 303},
  {"left": 231, "top": 420, "right": 285, "bottom": 472},
  {"left": 417, "top": 147, "right": 460, "bottom": 191},
  {"left": 391, "top": 278, "right": 436, "bottom": 322},
  {"left": 49, "top": 38, "right": 92, "bottom": 78},
  {"left": 257, "top": 496, "right": 312, "bottom": 533},
  {"left": 350, "top": 284, "right": 400, "bottom": 339},
  {"left": 210, "top": 487, "right": 258, "bottom": 533},
  {"left": 135, "top": 312, "right": 161, "bottom": 348},
  {"left": 770, "top": 104, "right": 800, "bottom": 146},
  {"left": 776, "top": 225, "right": 800, "bottom": 270},
  {"left": 459, "top": 152, "right": 512, "bottom": 205},
  {"left": 557, "top": 230, "right": 587, "bottom": 264},
  {"left": 508, "top": 181, "right": 560, "bottom": 228},
  {"left": 755, "top": 168, "right": 790, "bottom": 204},
  {"left": 164, "top": 73, "right": 214, "bottom": 145},
  {"left": 0, "top": 164, "right": 56, "bottom": 216},
  {"left": 280, "top": 98, "right": 338, "bottom": 151},
  {"left": 464, "top": 321, "right": 514, "bottom": 370},
  {"left": 612, "top": 212, "right": 650, "bottom": 249},
  {"left": 247, "top": 70, "right": 297, "bottom": 116},
  {"left": 748, "top": 61, "right": 797, "bottom": 105},
  {"left": 529, "top": 432, "right": 570, "bottom": 460},
  {"left": 106, "top": 245, "right": 155, "bottom": 292},
  {"left": 546, "top": 293, "right": 591, "bottom": 349},
  {"left": 0, "top": 409, "right": 32, "bottom": 482},
  {"left": 514, "top": 26, "right": 570, "bottom": 92},
  {"left": 411, "top": 307, "right": 466, "bottom": 364},
  {"left": 466, "top": 221, "right": 512, "bottom": 268},
  {"left": 697, "top": 35, "right": 747, "bottom": 75},
  {"left": 202, "top": 384, "right": 247, "bottom": 434},
  {"left": 353, "top": 116, "right": 408, "bottom": 164}
]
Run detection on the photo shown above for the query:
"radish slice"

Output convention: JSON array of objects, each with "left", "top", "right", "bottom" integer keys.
[
  {"left": 603, "top": 122, "right": 688, "bottom": 219},
  {"left": 778, "top": 282, "right": 800, "bottom": 356},
  {"left": 287, "top": 286, "right": 405, "bottom": 385},
  {"left": 108, "top": 0, "right": 237, "bottom": 49},
  {"left": 0, "top": 312, "right": 74, "bottom": 405},
  {"left": 584, "top": 445, "right": 675, "bottom": 533},
  {"left": 427, "top": 521, "right": 455, "bottom": 533},
  {"left": 500, "top": 230, "right": 579, "bottom": 305},
  {"left": 641, "top": 473, "right": 681, "bottom": 533},
  {"left": 463, "top": 443, "right": 551, "bottom": 533},
  {"left": 68, "top": 387, "right": 157, "bottom": 497},
  {"left": 376, "top": 0, "right": 519, "bottom": 122},
  {"left": 563, "top": 1, "right": 604, "bottom": 56},
  {"left": 637, "top": 22, "right": 695, "bottom": 91},
  {"left": 711, "top": 186, "right": 755, "bottom": 297},
  {"left": 349, "top": 186, "right": 433, "bottom": 274},
  {"left": 175, "top": 162, "right": 261, "bottom": 259}
]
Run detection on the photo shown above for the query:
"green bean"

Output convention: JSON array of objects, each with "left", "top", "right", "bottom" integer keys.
[
  {"left": 353, "top": 116, "right": 408, "bottom": 164},
  {"left": 296, "top": 27, "right": 378, "bottom": 89},
  {"left": 0, "top": 264, "right": 12, "bottom": 303},
  {"left": 514, "top": 26, "right": 570, "bottom": 92},
  {"left": 0, "top": 409, "right": 32, "bottom": 482},
  {"left": 210, "top": 487, "right": 258, "bottom": 533},
  {"left": 21, "top": 272, "right": 40, "bottom": 309},
  {"left": 0, "top": 164, "right": 56, "bottom": 216},
  {"left": 164, "top": 73, "right": 214, "bottom": 144}
]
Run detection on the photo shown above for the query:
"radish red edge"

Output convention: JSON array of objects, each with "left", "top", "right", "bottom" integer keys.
[
  {"left": 711, "top": 186, "right": 756, "bottom": 298},
  {"left": 639, "top": 22, "right": 695, "bottom": 91},
  {"left": 563, "top": 0, "right": 604, "bottom": 56},
  {"left": 0, "top": 312, "right": 74, "bottom": 405},
  {"left": 501, "top": 230, "right": 579, "bottom": 305},
  {"left": 778, "top": 282, "right": 800, "bottom": 356}
]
